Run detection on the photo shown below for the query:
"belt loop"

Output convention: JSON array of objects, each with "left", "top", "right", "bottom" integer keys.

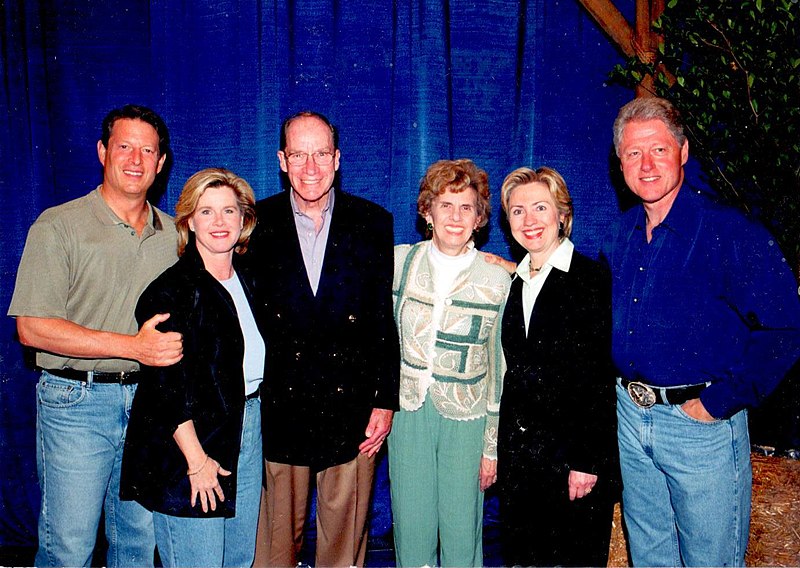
[{"left": 86, "top": 370, "right": 94, "bottom": 387}]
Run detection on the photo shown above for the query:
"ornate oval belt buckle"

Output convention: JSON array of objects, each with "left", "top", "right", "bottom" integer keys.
[{"left": 627, "top": 381, "right": 657, "bottom": 408}]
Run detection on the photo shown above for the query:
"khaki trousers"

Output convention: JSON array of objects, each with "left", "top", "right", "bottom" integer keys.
[{"left": 254, "top": 453, "right": 375, "bottom": 567}]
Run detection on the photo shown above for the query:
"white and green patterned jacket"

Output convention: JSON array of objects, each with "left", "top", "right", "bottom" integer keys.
[{"left": 393, "top": 241, "right": 511, "bottom": 459}]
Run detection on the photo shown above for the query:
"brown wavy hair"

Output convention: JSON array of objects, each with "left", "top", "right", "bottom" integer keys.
[{"left": 417, "top": 159, "right": 491, "bottom": 235}]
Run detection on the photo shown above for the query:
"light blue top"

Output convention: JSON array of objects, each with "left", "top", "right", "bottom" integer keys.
[{"left": 221, "top": 271, "right": 265, "bottom": 396}]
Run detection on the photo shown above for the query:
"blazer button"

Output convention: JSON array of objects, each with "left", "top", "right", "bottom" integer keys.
[
  {"left": 295, "top": 352, "right": 302, "bottom": 360},
  {"left": 348, "top": 314, "right": 357, "bottom": 322}
]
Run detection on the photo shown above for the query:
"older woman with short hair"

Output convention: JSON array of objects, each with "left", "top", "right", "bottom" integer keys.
[
  {"left": 121, "top": 168, "right": 265, "bottom": 567},
  {"left": 497, "top": 166, "right": 619, "bottom": 566},
  {"left": 389, "top": 159, "right": 511, "bottom": 567}
]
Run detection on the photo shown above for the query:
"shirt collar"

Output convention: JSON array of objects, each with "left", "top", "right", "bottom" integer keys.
[
  {"left": 90, "top": 185, "right": 159, "bottom": 232},
  {"left": 515, "top": 238, "right": 574, "bottom": 281},
  {"left": 289, "top": 187, "right": 335, "bottom": 218},
  {"left": 638, "top": 184, "right": 707, "bottom": 240},
  {"left": 427, "top": 239, "right": 477, "bottom": 267},
  {"left": 150, "top": 205, "right": 164, "bottom": 230}
]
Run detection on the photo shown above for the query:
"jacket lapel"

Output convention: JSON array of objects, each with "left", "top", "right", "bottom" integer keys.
[
  {"left": 527, "top": 267, "right": 568, "bottom": 334},
  {"left": 275, "top": 193, "right": 317, "bottom": 300},
  {"left": 315, "top": 192, "right": 354, "bottom": 307}
]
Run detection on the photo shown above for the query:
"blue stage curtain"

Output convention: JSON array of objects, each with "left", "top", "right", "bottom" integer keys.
[{"left": 1, "top": 0, "right": 633, "bottom": 548}]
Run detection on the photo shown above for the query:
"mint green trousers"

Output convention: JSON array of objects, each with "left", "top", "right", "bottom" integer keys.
[{"left": 388, "top": 397, "right": 486, "bottom": 567}]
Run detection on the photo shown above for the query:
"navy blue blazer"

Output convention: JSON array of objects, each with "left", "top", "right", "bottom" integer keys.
[{"left": 248, "top": 190, "right": 400, "bottom": 471}]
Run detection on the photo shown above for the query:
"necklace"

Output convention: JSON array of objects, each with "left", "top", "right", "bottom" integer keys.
[{"left": 530, "top": 254, "right": 547, "bottom": 275}]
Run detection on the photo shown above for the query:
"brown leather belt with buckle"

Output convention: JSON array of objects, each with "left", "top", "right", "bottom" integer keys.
[
  {"left": 42, "top": 368, "right": 140, "bottom": 385},
  {"left": 621, "top": 378, "right": 709, "bottom": 408}
]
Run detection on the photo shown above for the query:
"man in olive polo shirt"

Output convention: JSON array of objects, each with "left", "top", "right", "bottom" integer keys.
[{"left": 8, "top": 105, "right": 183, "bottom": 567}]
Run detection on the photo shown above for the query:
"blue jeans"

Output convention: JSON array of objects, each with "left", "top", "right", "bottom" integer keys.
[
  {"left": 154, "top": 396, "right": 262, "bottom": 567},
  {"left": 34, "top": 371, "right": 155, "bottom": 567},
  {"left": 616, "top": 383, "right": 751, "bottom": 567}
]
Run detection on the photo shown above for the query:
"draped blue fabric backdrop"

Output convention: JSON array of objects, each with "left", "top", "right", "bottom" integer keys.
[{"left": 1, "top": 0, "right": 636, "bottom": 549}]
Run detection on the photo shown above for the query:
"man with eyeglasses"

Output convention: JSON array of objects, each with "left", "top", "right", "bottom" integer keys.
[{"left": 248, "top": 111, "right": 399, "bottom": 567}]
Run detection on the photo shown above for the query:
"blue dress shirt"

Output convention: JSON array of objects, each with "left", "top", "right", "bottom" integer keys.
[{"left": 601, "top": 185, "right": 800, "bottom": 419}]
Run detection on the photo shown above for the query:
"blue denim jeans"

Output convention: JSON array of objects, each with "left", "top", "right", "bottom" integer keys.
[
  {"left": 154, "top": 396, "right": 262, "bottom": 567},
  {"left": 34, "top": 371, "right": 155, "bottom": 567},
  {"left": 616, "top": 382, "right": 751, "bottom": 567}
]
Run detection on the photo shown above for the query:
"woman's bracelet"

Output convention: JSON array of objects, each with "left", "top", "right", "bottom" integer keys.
[{"left": 187, "top": 454, "right": 210, "bottom": 476}]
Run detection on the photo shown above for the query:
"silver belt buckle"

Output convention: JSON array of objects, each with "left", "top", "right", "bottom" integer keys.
[{"left": 627, "top": 381, "right": 657, "bottom": 408}]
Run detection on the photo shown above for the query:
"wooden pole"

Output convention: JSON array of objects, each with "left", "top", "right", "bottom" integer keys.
[
  {"left": 575, "top": 0, "right": 634, "bottom": 57},
  {"left": 635, "top": 0, "right": 654, "bottom": 96},
  {"left": 578, "top": 0, "right": 674, "bottom": 95}
]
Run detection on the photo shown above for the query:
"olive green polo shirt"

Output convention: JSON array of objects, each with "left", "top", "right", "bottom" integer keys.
[{"left": 8, "top": 186, "right": 178, "bottom": 372}]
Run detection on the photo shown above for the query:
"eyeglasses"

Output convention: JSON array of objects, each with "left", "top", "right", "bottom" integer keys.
[{"left": 284, "top": 150, "right": 336, "bottom": 166}]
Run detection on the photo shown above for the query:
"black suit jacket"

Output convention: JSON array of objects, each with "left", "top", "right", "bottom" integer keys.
[
  {"left": 248, "top": 190, "right": 400, "bottom": 471},
  {"left": 497, "top": 250, "right": 620, "bottom": 497}
]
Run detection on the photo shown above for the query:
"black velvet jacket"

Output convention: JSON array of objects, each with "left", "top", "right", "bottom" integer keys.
[
  {"left": 120, "top": 242, "right": 266, "bottom": 517},
  {"left": 247, "top": 190, "right": 400, "bottom": 471},
  {"left": 497, "top": 251, "right": 621, "bottom": 497}
]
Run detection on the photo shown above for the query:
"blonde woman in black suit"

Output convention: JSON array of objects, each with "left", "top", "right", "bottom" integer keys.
[{"left": 496, "top": 166, "right": 620, "bottom": 567}]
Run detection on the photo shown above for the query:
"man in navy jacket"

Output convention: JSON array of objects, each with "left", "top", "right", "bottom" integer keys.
[{"left": 249, "top": 111, "right": 399, "bottom": 567}]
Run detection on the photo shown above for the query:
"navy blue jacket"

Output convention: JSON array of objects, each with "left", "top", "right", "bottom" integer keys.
[{"left": 248, "top": 190, "right": 400, "bottom": 471}]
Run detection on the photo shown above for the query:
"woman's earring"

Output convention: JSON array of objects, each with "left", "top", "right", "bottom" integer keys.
[{"left": 427, "top": 222, "right": 433, "bottom": 231}]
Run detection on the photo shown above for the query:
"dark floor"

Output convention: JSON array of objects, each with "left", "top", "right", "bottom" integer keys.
[{"left": 0, "top": 546, "right": 35, "bottom": 567}]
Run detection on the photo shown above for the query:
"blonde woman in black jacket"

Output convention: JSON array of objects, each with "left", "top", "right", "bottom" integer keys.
[
  {"left": 497, "top": 167, "right": 620, "bottom": 567},
  {"left": 121, "top": 168, "right": 265, "bottom": 567}
]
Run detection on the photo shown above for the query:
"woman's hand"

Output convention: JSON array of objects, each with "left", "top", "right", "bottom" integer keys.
[
  {"left": 172, "top": 420, "right": 232, "bottom": 513},
  {"left": 188, "top": 455, "right": 231, "bottom": 513},
  {"left": 568, "top": 470, "right": 598, "bottom": 501},
  {"left": 479, "top": 457, "right": 498, "bottom": 492}
]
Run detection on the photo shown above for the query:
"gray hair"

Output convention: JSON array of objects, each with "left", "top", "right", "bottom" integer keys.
[{"left": 613, "top": 97, "right": 687, "bottom": 156}]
